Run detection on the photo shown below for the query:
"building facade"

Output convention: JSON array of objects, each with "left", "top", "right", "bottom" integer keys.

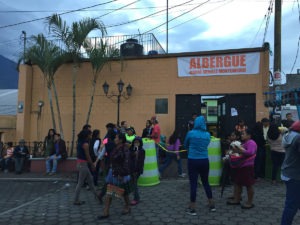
[{"left": 16, "top": 46, "right": 270, "bottom": 151}]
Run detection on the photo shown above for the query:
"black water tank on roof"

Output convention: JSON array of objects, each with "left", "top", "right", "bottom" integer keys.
[{"left": 121, "top": 38, "right": 143, "bottom": 57}]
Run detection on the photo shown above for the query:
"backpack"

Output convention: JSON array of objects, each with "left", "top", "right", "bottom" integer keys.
[
  {"left": 61, "top": 148, "right": 68, "bottom": 160},
  {"left": 60, "top": 141, "right": 68, "bottom": 160}
]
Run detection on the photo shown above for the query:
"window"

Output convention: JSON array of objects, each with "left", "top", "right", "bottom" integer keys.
[
  {"left": 208, "top": 106, "right": 218, "bottom": 116},
  {"left": 155, "top": 98, "right": 168, "bottom": 114}
]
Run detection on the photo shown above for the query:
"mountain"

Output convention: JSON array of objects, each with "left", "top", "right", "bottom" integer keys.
[{"left": 0, "top": 55, "right": 18, "bottom": 89}]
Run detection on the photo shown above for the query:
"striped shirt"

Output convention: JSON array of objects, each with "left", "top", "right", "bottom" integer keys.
[{"left": 6, "top": 147, "right": 14, "bottom": 157}]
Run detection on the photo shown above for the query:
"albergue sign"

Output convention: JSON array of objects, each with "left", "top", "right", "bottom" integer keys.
[{"left": 177, "top": 52, "right": 260, "bottom": 77}]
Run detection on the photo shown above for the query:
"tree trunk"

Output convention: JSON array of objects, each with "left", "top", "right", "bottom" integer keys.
[
  {"left": 86, "top": 79, "right": 96, "bottom": 124},
  {"left": 70, "top": 64, "right": 78, "bottom": 156},
  {"left": 47, "top": 86, "right": 57, "bottom": 131},
  {"left": 52, "top": 80, "right": 64, "bottom": 140}
]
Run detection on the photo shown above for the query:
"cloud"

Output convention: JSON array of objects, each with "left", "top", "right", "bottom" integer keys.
[{"left": 0, "top": 0, "right": 298, "bottom": 78}]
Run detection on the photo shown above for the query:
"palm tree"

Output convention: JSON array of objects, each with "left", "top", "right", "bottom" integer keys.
[
  {"left": 22, "top": 34, "right": 66, "bottom": 134},
  {"left": 47, "top": 14, "right": 107, "bottom": 154},
  {"left": 85, "top": 39, "right": 120, "bottom": 124}
]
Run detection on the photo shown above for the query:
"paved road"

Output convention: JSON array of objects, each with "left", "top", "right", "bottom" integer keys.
[{"left": 0, "top": 175, "right": 299, "bottom": 225}]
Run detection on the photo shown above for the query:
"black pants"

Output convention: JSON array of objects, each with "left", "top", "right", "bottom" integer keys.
[
  {"left": 271, "top": 151, "right": 285, "bottom": 181},
  {"left": 254, "top": 146, "right": 266, "bottom": 178}
]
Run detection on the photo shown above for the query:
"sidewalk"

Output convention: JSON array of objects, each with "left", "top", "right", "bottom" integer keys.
[
  {"left": 0, "top": 171, "right": 77, "bottom": 182},
  {"left": 0, "top": 171, "right": 299, "bottom": 225}
]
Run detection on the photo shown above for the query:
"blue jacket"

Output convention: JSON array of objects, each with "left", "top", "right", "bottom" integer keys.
[
  {"left": 281, "top": 131, "right": 300, "bottom": 180},
  {"left": 184, "top": 116, "right": 210, "bottom": 159}
]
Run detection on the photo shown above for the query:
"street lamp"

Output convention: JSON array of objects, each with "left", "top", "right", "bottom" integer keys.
[{"left": 102, "top": 79, "right": 133, "bottom": 127}]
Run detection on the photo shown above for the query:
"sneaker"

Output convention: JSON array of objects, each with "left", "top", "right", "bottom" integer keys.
[
  {"left": 209, "top": 205, "right": 216, "bottom": 212},
  {"left": 178, "top": 173, "right": 186, "bottom": 178},
  {"left": 130, "top": 200, "right": 139, "bottom": 206},
  {"left": 185, "top": 208, "right": 197, "bottom": 216}
]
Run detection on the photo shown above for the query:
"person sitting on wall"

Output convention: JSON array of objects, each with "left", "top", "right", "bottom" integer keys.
[
  {"left": 13, "top": 139, "right": 29, "bottom": 174},
  {"left": 45, "top": 133, "right": 66, "bottom": 175},
  {"left": 43, "top": 129, "right": 56, "bottom": 158},
  {"left": 1, "top": 142, "right": 14, "bottom": 173}
]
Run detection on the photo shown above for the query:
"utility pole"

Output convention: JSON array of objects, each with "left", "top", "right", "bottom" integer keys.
[
  {"left": 273, "top": 0, "right": 281, "bottom": 83},
  {"left": 166, "top": 0, "right": 169, "bottom": 54},
  {"left": 269, "top": 0, "right": 282, "bottom": 120},
  {"left": 22, "top": 31, "right": 26, "bottom": 63}
]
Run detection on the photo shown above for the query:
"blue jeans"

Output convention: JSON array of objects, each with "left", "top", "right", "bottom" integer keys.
[
  {"left": 188, "top": 158, "right": 212, "bottom": 202},
  {"left": 1, "top": 158, "right": 13, "bottom": 171},
  {"left": 281, "top": 179, "right": 300, "bottom": 225},
  {"left": 46, "top": 155, "right": 61, "bottom": 173},
  {"left": 132, "top": 173, "right": 140, "bottom": 201},
  {"left": 159, "top": 152, "right": 182, "bottom": 175},
  {"left": 15, "top": 158, "right": 25, "bottom": 173}
]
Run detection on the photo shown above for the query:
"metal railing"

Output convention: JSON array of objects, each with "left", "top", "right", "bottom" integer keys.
[{"left": 84, "top": 33, "right": 166, "bottom": 56}]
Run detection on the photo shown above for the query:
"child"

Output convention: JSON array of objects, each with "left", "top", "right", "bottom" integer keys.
[
  {"left": 221, "top": 131, "right": 241, "bottom": 201},
  {"left": 159, "top": 130, "right": 185, "bottom": 178},
  {"left": 129, "top": 136, "right": 145, "bottom": 206}
]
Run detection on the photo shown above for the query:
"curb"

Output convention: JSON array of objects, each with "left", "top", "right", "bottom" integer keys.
[{"left": 0, "top": 177, "right": 76, "bottom": 182}]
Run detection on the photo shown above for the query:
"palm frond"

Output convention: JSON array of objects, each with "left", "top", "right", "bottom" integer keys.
[{"left": 25, "top": 33, "right": 65, "bottom": 82}]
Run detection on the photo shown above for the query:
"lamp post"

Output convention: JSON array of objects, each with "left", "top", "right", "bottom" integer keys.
[{"left": 102, "top": 79, "right": 133, "bottom": 127}]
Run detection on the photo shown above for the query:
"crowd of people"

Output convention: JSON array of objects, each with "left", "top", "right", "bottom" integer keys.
[
  {"left": 72, "top": 121, "right": 149, "bottom": 220},
  {"left": 0, "top": 139, "right": 30, "bottom": 174},
  {"left": 0, "top": 112, "right": 299, "bottom": 223},
  {"left": 222, "top": 114, "right": 300, "bottom": 225}
]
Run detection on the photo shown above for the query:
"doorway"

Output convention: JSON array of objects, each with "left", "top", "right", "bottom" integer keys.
[
  {"left": 175, "top": 93, "right": 256, "bottom": 140},
  {"left": 175, "top": 94, "right": 202, "bottom": 142},
  {"left": 217, "top": 94, "right": 256, "bottom": 138}
]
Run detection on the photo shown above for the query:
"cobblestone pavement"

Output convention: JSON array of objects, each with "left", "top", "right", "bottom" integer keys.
[{"left": 0, "top": 173, "right": 299, "bottom": 225}]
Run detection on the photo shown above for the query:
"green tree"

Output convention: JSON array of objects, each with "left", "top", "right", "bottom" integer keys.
[
  {"left": 47, "top": 14, "right": 106, "bottom": 154},
  {"left": 21, "top": 34, "right": 66, "bottom": 137},
  {"left": 85, "top": 39, "right": 119, "bottom": 124}
]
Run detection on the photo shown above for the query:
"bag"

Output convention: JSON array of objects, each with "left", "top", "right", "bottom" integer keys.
[
  {"left": 61, "top": 148, "right": 68, "bottom": 160},
  {"left": 106, "top": 184, "right": 125, "bottom": 198},
  {"left": 229, "top": 154, "right": 256, "bottom": 168}
]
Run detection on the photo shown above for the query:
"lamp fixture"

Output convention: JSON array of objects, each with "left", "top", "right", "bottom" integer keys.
[
  {"left": 18, "top": 101, "right": 24, "bottom": 113},
  {"left": 38, "top": 100, "right": 44, "bottom": 107},
  {"left": 102, "top": 79, "right": 133, "bottom": 126}
]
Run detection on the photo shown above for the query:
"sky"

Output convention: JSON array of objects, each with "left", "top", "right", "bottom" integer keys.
[{"left": 0, "top": 0, "right": 299, "bottom": 83}]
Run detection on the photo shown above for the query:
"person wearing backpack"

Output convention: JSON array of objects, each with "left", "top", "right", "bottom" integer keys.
[{"left": 45, "top": 133, "right": 66, "bottom": 175}]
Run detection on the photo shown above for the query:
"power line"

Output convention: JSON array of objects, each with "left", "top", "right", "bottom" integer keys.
[
  {"left": 141, "top": 0, "right": 211, "bottom": 35},
  {"left": 289, "top": 35, "right": 300, "bottom": 73},
  {"left": 0, "top": 2, "right": 196, "bottom": 47},
  {"left": 105, "top": 0, "right": 197, "bottom": 28},
  {"left": 249, "top": 14, "right": 267, "bottom": 47},
  {"left": 158, "top": 0, "right": 232, "bottom": 34},
  {"left": 262, "top": 0, "right": 274, "bottom": 44},
  {"left": 94, "top": 0, "right": 140, "bottom": 19},
  {"left": 0, "top": 1, "right": 232, "bottom": 13},
  {"left": 289, "top": 0, "right": 300, "bottom": 73},
  {"left": 0, "top": 0, "right": 119, "bottom": 29}
]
